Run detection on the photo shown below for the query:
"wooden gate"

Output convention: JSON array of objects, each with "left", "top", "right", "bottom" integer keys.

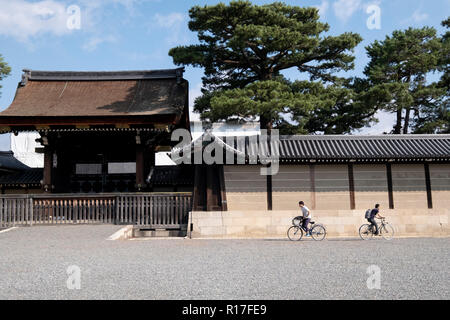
[
  {"left": 116, "top": 194, "right": 191, "bottom": 228},
  {"left": 0, "top": 193, "right": 192, "bottom": 229}
]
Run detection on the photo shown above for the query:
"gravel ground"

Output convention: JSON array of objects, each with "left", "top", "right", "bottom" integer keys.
[{"left": 0, "top": 225, "right": 448, "bottom": 300}]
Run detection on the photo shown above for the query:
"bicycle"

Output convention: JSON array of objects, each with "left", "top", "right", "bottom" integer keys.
[
  {"left": 287, "top": 216, "right": 327, "bottom": 241},
  {"left": 359, "top": 218, "right": 394, "bottom": 240}
]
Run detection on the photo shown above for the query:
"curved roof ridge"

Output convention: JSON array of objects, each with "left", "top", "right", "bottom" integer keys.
[
  {"left": 279, "top": 134, "right": 450, "bottom": 140},
  {"left": 22, "top": 68, "right": 185, "bottom": 82}
]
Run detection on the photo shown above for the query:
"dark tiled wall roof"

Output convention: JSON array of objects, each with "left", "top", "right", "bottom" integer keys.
[
  {"left": 0, "top": 168, "right": 42, "bottom": 186},
  {"left": 0, "top": 151, "right": 30, "bottom": 171},
  {"left": 218, "top": 134, "right": 450, "bottom": 161},
  {"left": 278, "top": 135, "right": 450, "bottom": 160}
]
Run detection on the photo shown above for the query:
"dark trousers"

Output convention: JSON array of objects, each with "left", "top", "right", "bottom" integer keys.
[
  {"left": 368, "top": 218, "right": 378, "bottom": 235},
  {"left": 302, "top": 218, "right": 311, "bottom": 233}
]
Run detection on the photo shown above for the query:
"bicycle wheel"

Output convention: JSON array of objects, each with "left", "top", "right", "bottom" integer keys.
[
  {"left": 359, "top": 224, "right": 373, "bottom": 240},
  {"left": 380, "top": 224, "right": 394, "bottom": 240},
  {"left": 311, "top": 225, "right": 326, "bottom": 241},
  {"left": 287, "top": 226, "right": 303, "bottom": 241}
]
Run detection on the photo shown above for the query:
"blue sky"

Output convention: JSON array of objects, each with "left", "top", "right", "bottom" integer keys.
[{"left": 0, "top": 0, "right": 449, "bottom": 150}]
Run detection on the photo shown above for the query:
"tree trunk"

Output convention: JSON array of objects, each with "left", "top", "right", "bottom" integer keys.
[
  {"left": 394, "top": 108, "right": 403, "bottom": 134},
  {"left": 401, "top": 75, "right": 412, "bottom": 135},
  {"left": 403, "top": 108, "right": 411, "bottom": 134},
  {"left": 260, "top": 115, "right": 273, "bottom": 136}
]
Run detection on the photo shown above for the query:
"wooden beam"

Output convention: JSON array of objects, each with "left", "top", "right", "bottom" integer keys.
[
  {"left": 155, "top": 146, "right": 172, "bottom": 152},
  {"left": 386, "top": 163, "right": 394, "bottom": 209},
  {"left": 348, "top": 164, "right": 356, "bottom": 210},
  {"left": 153, "top": 124, "right": 168, "bottom": 131},
  {"left": 36, "top": 125, "right": 50, "bottom": 130},
  {"left": 424, "top": 163, "right": 433, "bottom": 209},
  {"left": 75, "top": 124, "right": 90, "bottom": 129},
  {"left": 0, "top": 114, "right": 179, "bottom": 127}
]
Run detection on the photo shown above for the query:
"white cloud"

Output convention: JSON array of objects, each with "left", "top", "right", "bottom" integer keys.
[
  {"left": 152, "top": 12, "right": 188, "bottom": 45},
  {"left": 77, "top": 0, "right": 147, "bottom": 27},
  {"left": 0, "top": 0, "right": 148, "bottom": 44},
  {"left": 78, "top": 0, "right": 148, "bottom": 13},
  {"left": 121, "top": 51, "right": 164, "bottom": 62},
  {"left": 154, "top": 12, "right": 185, "bottom": 28},
  {"left": 314, "top": 1, "right": 330, "bottom": 17},
  {"left": 333, "top": 0, "right": 362, "bottom": 22},
  {"left": 400, "top": 8, "right": 429, "bottom": 26},
  {"left": 82, "top": 35, "right": 118, "bottom": 52},
  {"left": 411, "top": 9, "right": 429, "bottom": 23},
  {"left": 0, "top": 0, "right": 71, "bottom": 41}
]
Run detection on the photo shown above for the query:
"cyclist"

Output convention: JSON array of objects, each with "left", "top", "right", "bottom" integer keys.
[
  {"left": 368, "top": 204, "right": 385, "bottom": 236},
  {"left": 298, "top": 201, "right": 312, "bottom": 236}
]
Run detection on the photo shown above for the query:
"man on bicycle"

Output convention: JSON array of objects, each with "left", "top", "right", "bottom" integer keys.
[
  {"left": 299, "top": 201, "right": 312, "bottom": 236},
  {"left": 368, "top": 204, "right": 385, "bottom": 235}
]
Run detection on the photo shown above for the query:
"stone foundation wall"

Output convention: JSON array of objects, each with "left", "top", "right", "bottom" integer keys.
[{"left": 189, "top": 209, "right": 449, "bottom": 239}]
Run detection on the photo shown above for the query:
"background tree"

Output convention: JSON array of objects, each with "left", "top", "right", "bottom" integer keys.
[
  {"left": 439, "top": 17, "right": 450, "bottom": 96},
  {"left": 288, "top": 79, "right": 378, "bottom": 134},
  {"left": 407, "top": 18, "right": 449, "bottom": 134},
  {"left": 438, "top": 17, "right": 450, "bottom": 133},
  {"left": 363, "top": 27, "right": 444, "bottom": 134},
  {"left": 169, "top": 0, "right": 362, "bottom": 132},
  {"left": 413, "top": 17, "right": 450, "bottom": 133},
  {"left": 0, "top": 54, "right": 11, "bottom": 98},
  {"left": 439, "top": 17, "right": 450, "bottom": 89}
]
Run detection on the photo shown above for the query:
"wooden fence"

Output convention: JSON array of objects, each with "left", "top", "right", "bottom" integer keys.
[{"left": 0, "top": 193, "right": 192, "bottom": 229}]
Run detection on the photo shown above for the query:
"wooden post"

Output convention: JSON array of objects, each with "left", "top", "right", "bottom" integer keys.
[
  {"left": 424, "top": 163, "right": 433, "bottom": 209},
  {"left": 206, "top": 165, "right": 214, "bottom": 211},
  {"left": 29, "top": 196, "right": 33, "bottom": 226},
  {"left": 43, "top": 146, "right": 53, "bottom": 193},
  {"left": 136, "top": 144, "right": 145, "bottom": 191},
  {"left": 309, "top": 164, "right": 316, "bottom": 210},
  {"left": 348, "top": 164, "right": 356, "bottom": 210},
  {"left": 218, "top": 165, "right": 228, "bottom": 211},
  {"left": 192, "top": 165, "right": 202, "bottom": 211},
  {"left": 386, "top": 163, "right": 394, "bottom": 209},
  {"left": 267, "top": 173, "right": 272, "bottom": 211}
]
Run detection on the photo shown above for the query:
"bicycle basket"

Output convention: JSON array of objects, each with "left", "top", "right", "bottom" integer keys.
[{"left": 292, "top": 216, "right": 303, "bottom": 226}]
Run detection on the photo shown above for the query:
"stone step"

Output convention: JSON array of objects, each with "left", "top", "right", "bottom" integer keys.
[{"left": 133, "top": 229, "right": 186, "bottom": 238}]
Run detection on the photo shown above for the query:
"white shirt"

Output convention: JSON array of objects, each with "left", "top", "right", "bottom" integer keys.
[{"left": 301, "top": 206, "right": 311, "bottom": 219}]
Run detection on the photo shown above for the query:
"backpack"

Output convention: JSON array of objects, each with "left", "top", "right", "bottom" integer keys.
[{"left": 365, "top": 209, "right": 372, "bottom": 219}]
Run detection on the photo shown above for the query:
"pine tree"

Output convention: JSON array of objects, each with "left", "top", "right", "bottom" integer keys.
[
  {"left": 0, "top": 54, "right": 11, "bottom": 98},
  {"left": 169, "top": 0, "right": 362, "bottom": 132},
  {"left": 363, "top": 27, "right": 444, "bottom": 134}
]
